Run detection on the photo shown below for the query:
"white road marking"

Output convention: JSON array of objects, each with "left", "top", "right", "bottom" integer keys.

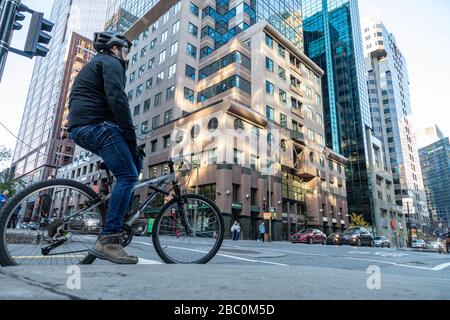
[
  {"left": 432, "top": 262, "right": 450, "bottom": 271},
  {"left": 345, "top": 257, "right": 450, "bottom": 271},
  {"left": 138, "top": 258, "right": 163, "bottom": 265}
]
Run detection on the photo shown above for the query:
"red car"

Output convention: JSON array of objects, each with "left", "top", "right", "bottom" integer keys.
[{"left": 290, "top": 229, "right": 327, "bottom": 245}]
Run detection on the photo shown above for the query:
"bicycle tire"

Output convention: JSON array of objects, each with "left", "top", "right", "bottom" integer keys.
[
  {"left": 0, "top": 179, "right": 107, "bottom": 266},
  {"left": 152, "top": 194, "right": 224, "bottom": 264}
]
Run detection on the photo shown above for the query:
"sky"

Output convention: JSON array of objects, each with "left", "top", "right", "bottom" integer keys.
[{"left": 0, "top": 0, "right": 449, "bottom": 168}]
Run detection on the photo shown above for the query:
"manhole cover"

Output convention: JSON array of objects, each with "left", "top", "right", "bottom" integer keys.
[{"left": 220, "top": 248, "right": 261, "bottom": 255}]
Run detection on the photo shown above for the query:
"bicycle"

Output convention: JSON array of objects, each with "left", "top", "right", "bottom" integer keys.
[{"left": 0, "top": 155, "right": 224, "bottom": 266}]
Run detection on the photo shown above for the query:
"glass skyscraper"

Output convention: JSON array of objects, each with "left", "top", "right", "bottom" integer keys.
[
  {"left": 11, "top": 0, "right": 109, "bottom": 183},
  {"left": 302, "top": 0, "right": 373, "bottom": 220},
  {"left": 419, "top": 138, "right": 450, "bottom": 225}
]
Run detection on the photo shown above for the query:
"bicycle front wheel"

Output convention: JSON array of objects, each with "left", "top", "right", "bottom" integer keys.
[
  {"left": 152, "top": 194, "right": 224, "bottom": 264},
  {"left": 0, "top": 179, "right": 106, "bottom": 266}
]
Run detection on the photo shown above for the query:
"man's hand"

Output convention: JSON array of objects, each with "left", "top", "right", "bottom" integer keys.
[{"left": 131, "top": 144, "right": 146, "bottom": 165}]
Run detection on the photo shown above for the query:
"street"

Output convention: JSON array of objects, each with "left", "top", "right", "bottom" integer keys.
[{"left": 1, "top": 238, "right": 449, "bottom": 300}]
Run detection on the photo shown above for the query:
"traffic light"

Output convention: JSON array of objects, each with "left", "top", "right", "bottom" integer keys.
[
  {"left": 24, "top": 11, "right": 54, "bottom": 57},
  {"left": 12, "top": 2, "right": 26, "bottom": 30}
]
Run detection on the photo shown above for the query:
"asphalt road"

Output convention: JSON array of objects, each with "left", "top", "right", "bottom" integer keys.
[{"left": 1, "top": 237, "right": 449, "bottom": 300}]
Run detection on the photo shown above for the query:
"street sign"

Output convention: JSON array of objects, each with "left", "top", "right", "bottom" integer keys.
[{"left": 263, "top": 212, "right": 272, "bottom": 220}]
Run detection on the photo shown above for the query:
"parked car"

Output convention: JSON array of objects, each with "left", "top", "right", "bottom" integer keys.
[
  {"left": 326, "top": 233, "right": 342, "bottom": 245},
  {"left": 373, "top": 236, "right": 391, "bottom": 248},
  {"left": 290, "top": 229, "right": 327, "bottom": 244},
  {"left": 340, "top": 227, "right": 374, "bottom": 247},
  {"left": 68, "top": 212, "right": 101, "bottom": 233},
  {"left": 412, "top": 239, "right": 427, "bottom": 249}
]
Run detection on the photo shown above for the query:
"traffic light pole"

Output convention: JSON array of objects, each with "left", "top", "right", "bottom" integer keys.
[{"left": 0, "top": 0, "right": 20, "bottom": 82}]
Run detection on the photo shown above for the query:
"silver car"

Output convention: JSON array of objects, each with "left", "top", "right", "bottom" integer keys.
[
  {"left": 374, "top": 236, "right": 391, "bottom": 248},
  {"left": 412, "top": 239, "right": 427, "bottom": 249}
]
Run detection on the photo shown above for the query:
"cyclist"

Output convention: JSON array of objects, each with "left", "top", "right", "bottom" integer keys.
[{"left": 68, "top": 31, "right": 145, "bottom": 264}]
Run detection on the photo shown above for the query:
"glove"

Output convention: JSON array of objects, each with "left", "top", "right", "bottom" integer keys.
[{"left": 131, "top": 144, "right": 146, "bottom": 165}]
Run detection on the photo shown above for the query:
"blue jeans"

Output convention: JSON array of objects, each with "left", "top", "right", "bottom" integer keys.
[{"left": 69, "top": 121, "right": 142, "bottom": 235}]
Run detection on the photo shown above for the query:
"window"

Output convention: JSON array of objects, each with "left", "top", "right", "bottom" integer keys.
[
  {"left": 129, "top": 72, "right": 136, "bottom": 83},
  {"left": 162, "top": 11, "right": 170, "bottom": 24},
  {"left": 191, "top": 125, "right": 200, "bottom": 138},
  {"left": 279, "top": 89, "right": 287, "bottom": 104},
  {"left": 197, "top": 75, "right": 250, "bottom": 102},
  {"left": 131, "top": 53, "right": 138, "bottom": 65},
  {"left": 161, "top": 30, "right": 168, "bottom": 44},
  {"left": 143, "top": 30, "right": 149, "bottom": 39},
  {"left": 170, "top": 41, "right": 179, "bottom": 56},
  {"left": 278, "top": 67, "right": 286, "bottom": 80},
  {"left": 278, "top": 45, "right": 286, "bottom": 58},
  {"left": 189, "top": 2, "right": 199, "bottom": 16},
  {"left": 208, "top": 118, "right": 218, "bottom": 132},
  {"left": 234, "top": 119, "right": 244, "bottom": 132},
  {"left": 136, "top": 84, "right": 143, "bottom": 97},
  {"left": 141, "top": 46, "right": 147, "bottom": 57},
  {"left": 265, "top": 34, "right": 273, "bottom": 48},
  {"left": 148, "top": 58, "right": 155, "bottom": 70},
  {"left": 138, "top": 65, "right": 145, "bottom": 77},
  {"left": 266, "top": 81, "right": 274, "bottom": 95},
  {"left": 163, "top": 135, "right": 171, "bottom": 148},
  {"left": 316, "top": 93, "right": 321, "bottom": 105},
  {"left": 280, "top": 113, "right": 287, "bottom": 128},
  {"left": 188, "top": 23, "right": 198, "bottom": 37},
  {"left": 187, "top": 43, "right": 197, "bottom": 58},
  {"left": 157, "top": 71, "right": 165, "bottom": 84},
  {"left": 172, "top": 20, "right": 180, "bottom": 35},
  {"left": 233, "top": 149, "right": 243, "bottom": 165},
  {"left": 168, "top": 63, "right": 177, "bottom": 78},
  {"left": 308, "top": 129, "right": 315, "bottom": 141},
  {"left": 127, "top": 90, "right": 133, "bottom": 101},
  {"left": 146, "top": 78, "right": 153, "bottom": 90},
  {"left": 306, "top": 106, "right": 314, "bottom": 119},
  {"left": 317, "top": 113, "right": 323, "bottom": 125},
  {"left": 151, "top": 140, "right": 157, "bottom": 152},
  {"left": 266, "top": 106, "right": 275, "bottom": 121},
  {"left": 133, "top": 105, "right": 140, "bottom": 116},
  {"left": 184, "top": 87, "right": 194, "bottom": 102},
  {"left": 144, "top": 99, "right": 151, "bottom": 112},
  {"left": 166, "top": 85, "right": 175, "bottom": 100},
  {"left": 208, "top": 149, "right": 217, "bottom": 165},
  {"left": 199, "top": 51, "right": 251, "bottom": 79},
  {"left": 200, "top": 46, "right": 213, "bottom": 58},
  {"left": 152, "top": 115, "right": 160, "bottom": 129},
  {"left": 185, "top": 64, "right": 196, "bottom": 80},
  {"left": 174, "top": 2, "right": 181, "bottom": 14},
  {"left": 164, "top": 110, "right": 173, "bottom": 124},
  {"left": 141, "top": 121, "right": 149, "bottom": 134},
  {"left": 265, "top": 57, "right": 274, "bottom": 72},
  {"left": 250, "top": 155, "right": 259, "bottom": 171},
  {"left": 154, "top": 92, "right": 162, "bottom": 107},
  {"left": 159, "top": 50, "right": 166, "bottom": 64},
  {"left": 150, "top": 38, "right": 157, "bottom": 50}
]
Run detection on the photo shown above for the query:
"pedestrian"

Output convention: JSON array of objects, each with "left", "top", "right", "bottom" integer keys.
[
  {"left": 433, "top": 223, "right": 449, "bottom": 254},
  {"left": 231, "top": 221, "right": 237, "bottom": 240},
  {"left": 258, "top": 221, "right": 266, "bottom": 242},
  {"left": 1, "top": 190, "right": 9, "bottom": 209},
  {"left": 235, "top": 221, "right": 241, "bottom": 241},
  {"left": 8, "top": 204, "right": 21, "bottom": 229}
]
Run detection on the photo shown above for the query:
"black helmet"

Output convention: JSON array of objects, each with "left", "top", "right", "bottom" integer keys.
[{"left": 93, "top": 31, "right": 132, "bottom": 52}]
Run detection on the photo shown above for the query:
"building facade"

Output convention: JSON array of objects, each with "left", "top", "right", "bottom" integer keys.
[
  {"left": 10, "top": 0, "right": 109, "bottom": 184},
  {"left": 419, "top": 138, "right": 450, "bottom": 226},
  {"left": 415, "top": 125, "right": 445, "bottom": 149},
  {"left": 302, "top": 0, "right": 374, "bottom": 224},
  {"left": 60, "top": 0, "right": 349, "bottom": 240},
  {"left": 363, "top": 17, "right": 430, "bottom": 235}
]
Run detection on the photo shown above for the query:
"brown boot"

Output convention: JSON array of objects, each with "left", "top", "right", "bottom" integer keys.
[{"left": 90, "top": 233, "right": 139, "bottom": 264}]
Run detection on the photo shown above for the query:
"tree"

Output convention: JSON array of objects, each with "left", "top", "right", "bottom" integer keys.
[
  {"left": 349, "top": 213, "right": 369, "bottom": 228},
  {"left": 0, "top": 146, "right": 25, "bottom": 196}
]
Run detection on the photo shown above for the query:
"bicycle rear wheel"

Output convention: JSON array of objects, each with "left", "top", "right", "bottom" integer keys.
[
  {"left": 152, "top": 194, "right": 224, "bottom": 264},
  {"left": 0, "top": 179, "right": 106, "bottom": 266}
]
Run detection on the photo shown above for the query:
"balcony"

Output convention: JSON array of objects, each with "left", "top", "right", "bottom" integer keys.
[
  {"left": 291, "top": 107, "right": 305, "bottom": 119},
  {"left": 289, "top": 130, "right": 305, "bottom": 145},
  {"left": 290, "top": 84, "right": 303, "bottom": 97},
  {"left": 297, "top": 162, "right": 317, "bottom": 181}
]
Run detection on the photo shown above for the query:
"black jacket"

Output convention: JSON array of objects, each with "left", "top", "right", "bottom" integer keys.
[{"left": 68, "top": 52, "right": 136, "bottom": 145}]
